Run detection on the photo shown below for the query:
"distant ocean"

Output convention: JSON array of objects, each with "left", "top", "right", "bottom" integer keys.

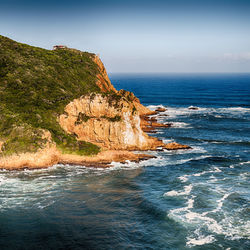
[{"left": 0, "top": 74, "right": 249, "bottom": 249}]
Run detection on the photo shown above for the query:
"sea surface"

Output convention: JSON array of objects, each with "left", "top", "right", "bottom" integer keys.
[{"left": 0, "top": 73, "right": 250, "bottom": 249}]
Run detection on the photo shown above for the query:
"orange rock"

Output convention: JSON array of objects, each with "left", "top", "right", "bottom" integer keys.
[
  {"left": 59, "top": 94, "right": 162, "bottom": 151},
  {"left": 150, "top": 122, "right": 172, "bottom": 128},
  {"left": 164, "top": 142, "right": 192, "bottom": 150},
  {"left": 0, "top": 148, "right": 156, "bottom": 170},
  {"left": 143, "top": 116, "right": 157, "bottom": 122},
  {"left": 93, "top": 55, "right": 117, "bottom": 93},
  {"left": 155, "top": 107, "right": 167, "bottom": 112},
  {"left": 142, "top": 127, "right": 157, "bottom": 133}
]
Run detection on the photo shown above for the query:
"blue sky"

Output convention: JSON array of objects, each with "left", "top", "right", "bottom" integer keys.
[{"left": 1, "top": 0, "right": 250, "bottom": 73}]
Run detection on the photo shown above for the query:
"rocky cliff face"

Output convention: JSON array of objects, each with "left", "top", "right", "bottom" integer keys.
[
  {"left": 0, "top": 35, "right": 191, "bottom": 170},
  {"left": 59, "top": 94, "right": 162, "bottom": 150},
  {"left": 93, "top": 55, "right": 117, "bottom": 93}
]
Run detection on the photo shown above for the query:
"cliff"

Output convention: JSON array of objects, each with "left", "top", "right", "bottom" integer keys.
[
  {"left": 0, "top": 35, "right": 189, "bottom": 169},
  {"left": 59, "top": 93, "right": 161, "bottom": 150}
]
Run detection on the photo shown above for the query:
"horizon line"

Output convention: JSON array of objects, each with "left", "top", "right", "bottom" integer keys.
[{"left": 109, "top": 72, "right": 250, "bottom": 74}]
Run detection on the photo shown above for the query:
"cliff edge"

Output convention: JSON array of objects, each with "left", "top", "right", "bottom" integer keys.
[{"left": 0, "top": 35, "right": 188, "bottom": 169}]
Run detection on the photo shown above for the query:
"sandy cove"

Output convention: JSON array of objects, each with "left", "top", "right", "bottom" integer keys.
[{"left": 0, "top": 146, "right": 155, "bottom": 170}]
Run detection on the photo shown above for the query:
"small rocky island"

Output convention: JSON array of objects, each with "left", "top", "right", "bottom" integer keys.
[{"left": 0, "top": 35, "right": 190, "bottom": 169}]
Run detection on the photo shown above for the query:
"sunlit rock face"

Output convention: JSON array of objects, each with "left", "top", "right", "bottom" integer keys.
[
  {"left": 59, "top": 94, "right": 162, "bottom": 150},
  {"left": 93, "top": 55, "right": 117, "bottom": 93}
]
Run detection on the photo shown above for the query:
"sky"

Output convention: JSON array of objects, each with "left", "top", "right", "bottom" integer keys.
[{"left": 1, "top": 0, "right": 250, "bottom": 73}]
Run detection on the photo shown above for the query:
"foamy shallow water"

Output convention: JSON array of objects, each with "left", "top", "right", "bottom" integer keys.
[{"left": 1, "top": 74, "right": 250, "bottom": 249}]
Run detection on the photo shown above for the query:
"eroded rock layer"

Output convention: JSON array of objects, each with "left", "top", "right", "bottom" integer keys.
[{"left": 59, "top": 94, "right": 162, "bottom": 150}]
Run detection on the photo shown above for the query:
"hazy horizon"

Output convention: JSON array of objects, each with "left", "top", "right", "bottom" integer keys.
[{"left": 1, "top": 0, "right": 250, "bottom": 73}]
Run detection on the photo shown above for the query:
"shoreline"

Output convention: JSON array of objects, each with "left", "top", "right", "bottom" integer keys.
[
  {"left": 0, "top": 142, "right": 191, "bottom": 170},
  {"left": 0, "top": 109, "right": 191, "bottom": 171},
  {"left": 0, "top": 148, "right": 156, "bottom": 170}
]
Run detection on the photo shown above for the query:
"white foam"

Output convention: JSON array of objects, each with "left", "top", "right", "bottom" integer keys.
[
  {"left": 240, "top": 160, "right": 250, "bottom": 165},
  {"left": 203, "top": 193, "right": 230, "bottom": 216},
  {"left": 169, "top": 206, "right": 223, "bottom": 235},
  {"left": 162, "top": 139, "right": 174, "bottom": 144},
  {"left": 147, "top": 104, "right": 166, "bottom": 110},
  {"left": 239, "top": 172, "right": 249, "bottom": 180},
  {"left": 163, "top": 146, "right": 207, "bottom": 155},
  {"left": 146, "top": 106, "right": 250, "bottom": 121},
  {"left": 217, "top": 193, "right": 230, "bottom": 211},
  {"left": 164, "top": 184, "right": 193, "bottom": 197},
  {"left": 192, "top": 166, "right": 222, "bottom": 177},
  {"left": 187, "top": 196, "right": 195, "bottom": 209},
  {"left": 218, "top": 107, "right": 250, "bottom": 113},
  {"left": 178, "top": 175, "right": 189, "bottom": 182},
  {"left": 214, "top": 167, "right": 222, "bottom": 172},
  {"left": 168, "top": 183, "right": 250, "bottom": 245},
  {"left": 171, "top": 122, "right": 191, "bottom": 129},
  {"left": 186, "top": 235, "right": 215, "bottom": 247},
  {"left": 109, "top": 155, "right": 167, "bottom": 169}
]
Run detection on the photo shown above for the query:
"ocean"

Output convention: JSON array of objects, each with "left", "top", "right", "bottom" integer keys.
[{"left": 0, "top": 74, "right": 249, "bottom": 249}]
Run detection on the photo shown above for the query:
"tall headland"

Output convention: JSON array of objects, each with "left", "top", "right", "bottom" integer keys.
[{"left": 0, "top": 35, "right": 190, "bottom": 169}]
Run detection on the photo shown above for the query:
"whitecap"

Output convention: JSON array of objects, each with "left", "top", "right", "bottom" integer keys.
[
  {"left": 218, "top": 107, "right": 250, "bottom": 113},
  {"left": 192, "top": 166, "right": 222, "bottom": 177},
  {"left": 163, "top": 146, "right": 207, "bottom": 155},
  {"left": 168, "top": 184, "right": 250, "bottom": 244},
  {"left": 162, "top": 139, "right": 174, "bottom": 144},
  {"left": 178, "top": 175, "right": 190, "bottom": 182},
  {"left": 164, "top": 184, "right": 193, "bottom": 197},
  {"left": 214, "top": 167, "right": 222, "bottom": 172},
  {"left": 186, "top": 234, "right": 215, "bottom": 247},
  {"left": 203, "top": 193, "right": 231, "bottom": 215},
  {"left": 239, "top": 160, "right": 250, "bottom": 165},
  {"left": 170, "top": 122, "right": 192, "bottom": 129},
  {"left": 147, "top": 104, "right": 166, "bottom": 110}
]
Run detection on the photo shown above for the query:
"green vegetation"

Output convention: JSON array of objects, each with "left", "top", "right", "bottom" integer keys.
[
  {"left": 0, "top": 125, "right": 47, "bottom": 156},
  {"left": 101, "top": 115, "right": 122, "bottom": 122},
  {"left": 75, "top": 112, "right": 91, "bottom": 125},
  {"left": 0, "top": 35, "right": 106, "bottom": 156},
  {"left": 132, "top": 105, "right": 137, "bottom": 115}
]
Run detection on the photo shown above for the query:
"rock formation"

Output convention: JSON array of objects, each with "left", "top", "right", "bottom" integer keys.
[
  {"left": 0, "top": 35, "right": 191, "bottom": 170},
  {"left": 163, "top": 142, "right": 191, "bottom": 150},
  {"left": 93, "top": 55, "right": 117, "bottom": 93},
  {"left": 59, "top": 93, "right": 162, "bottom": 150}
]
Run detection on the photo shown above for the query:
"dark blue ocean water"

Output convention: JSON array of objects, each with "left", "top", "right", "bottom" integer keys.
[{"left": 0, "top": 74, "right": 250, "bottom": 249}]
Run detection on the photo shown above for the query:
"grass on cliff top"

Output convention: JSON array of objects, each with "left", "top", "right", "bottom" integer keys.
[{"left": 0, "top": 35, "right": 109, "bottom": 156}]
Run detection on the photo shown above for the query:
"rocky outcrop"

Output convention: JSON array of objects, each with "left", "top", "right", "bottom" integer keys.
[
  {"left": 164, "top": 142, "right": 191, "bottom": 150},
  {"left": 118, "top": 89, "right": 154, "bottom": 116},
  {"left": 155, "top": 107, "right": 167, "bottom": 112},
  {"left": 0, "top": 146, "right": 60, "bottom": 170},
  {"left": 0, "top": 35, "right": 192, "bottom": 170},
  {"left": 140, "top": 115, "right": 172, "bottom": 133},
  {"left": 93, "top": 55, "right": 117, "bottom": 93},
  {"left": 59, "top": 93, "right": 163, "bottom": 150},
  {"left": 0, "top": 147, "right": 155, "bottom": 170},
  {"left": 59, "top": 151, "right": 155, "bottom": 168}
]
